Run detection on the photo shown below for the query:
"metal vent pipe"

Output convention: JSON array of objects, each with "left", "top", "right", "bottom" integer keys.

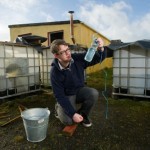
[{"left": 68, "top": 11, "right": 75, "bottom": 44}]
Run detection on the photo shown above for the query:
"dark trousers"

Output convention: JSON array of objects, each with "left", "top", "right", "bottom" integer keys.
[{"left": 55, "top": 87, "right": 99, "bottom": 125}]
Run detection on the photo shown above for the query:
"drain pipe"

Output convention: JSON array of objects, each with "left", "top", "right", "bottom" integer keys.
[{"left": 68, "top": 11, "right": 76, "bottom": 44}]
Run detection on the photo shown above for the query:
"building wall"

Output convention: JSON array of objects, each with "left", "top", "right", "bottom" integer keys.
[
  {"left": 9, "top": 22, "right": 110, "bottom": 46},
  {"left": 80, "top": 23, "right": 110, "bottom": 47},
  {"left": 10, "top": 24, "right": 75, "bottom": 45},
  {"left": 9, "top": 22, "right": 112, "bottom": 74}
]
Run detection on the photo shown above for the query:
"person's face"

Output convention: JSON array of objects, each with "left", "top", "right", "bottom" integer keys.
[{"left": 54, "top": 45, "right": 71, "bottom": 62}]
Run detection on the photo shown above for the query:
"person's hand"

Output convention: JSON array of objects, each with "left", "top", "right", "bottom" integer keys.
[
  {"left": 97, "top": 38, "right": 104, "bottom": 52},
  {"left": 72, "top": 113, "right": 83, "bottom": 123}
]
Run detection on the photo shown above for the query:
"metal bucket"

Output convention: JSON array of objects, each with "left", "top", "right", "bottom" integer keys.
[{"left": 21, "top": 108, "right": 50, "bottom": 142}]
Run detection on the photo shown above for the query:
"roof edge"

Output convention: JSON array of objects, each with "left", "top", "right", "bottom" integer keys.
[{"left": 8, "top": 20, "right": 81, "bottom": 28}]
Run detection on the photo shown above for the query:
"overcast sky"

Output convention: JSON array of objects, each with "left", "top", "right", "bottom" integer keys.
[{"left": 0, "top": 0, "right": 150, "bottom": 42}]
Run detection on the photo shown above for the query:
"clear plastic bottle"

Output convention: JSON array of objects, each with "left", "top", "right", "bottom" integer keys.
[{"left": 84, "top": 36, "right": 98, "bottom": 62}]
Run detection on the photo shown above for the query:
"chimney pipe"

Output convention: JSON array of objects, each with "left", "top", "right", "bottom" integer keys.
[{"left": 68, "top": 11, "right": 75, "bottom": 44}]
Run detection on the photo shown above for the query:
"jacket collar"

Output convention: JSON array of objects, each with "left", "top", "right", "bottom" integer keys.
[{"left": 51, "top": 58, "right": 74, "bottom": 71}]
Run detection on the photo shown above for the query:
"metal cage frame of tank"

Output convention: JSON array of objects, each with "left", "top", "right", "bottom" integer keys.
[
  {"left": 0, "top": 42, "right": 41, "bottom": 99},
  {"left": 110, "top": 40, "right": 150, "bottom": 99}
]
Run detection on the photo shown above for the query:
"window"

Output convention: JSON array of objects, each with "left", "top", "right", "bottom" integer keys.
[{"left": 48, "top": 30, "right": 64, "bottom": 46}]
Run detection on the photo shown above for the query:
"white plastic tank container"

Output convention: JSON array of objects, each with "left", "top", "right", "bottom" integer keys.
[
  {"left": 0, "top": 42, "right": 41, "bottom": 99},
  {"left": 113, "top": 44, "right": 150, "bottom": 98}
]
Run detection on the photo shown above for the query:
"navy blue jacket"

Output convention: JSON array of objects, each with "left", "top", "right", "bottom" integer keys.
[{"left": 50, "top": 49, "right": 106, "bottom": 118}]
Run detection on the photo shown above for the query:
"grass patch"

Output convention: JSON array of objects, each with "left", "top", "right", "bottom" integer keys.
[{"left": 86, "top": 68, "right": 113, "bottom": 92}]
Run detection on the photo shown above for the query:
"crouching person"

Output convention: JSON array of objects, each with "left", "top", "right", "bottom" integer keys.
[{"left": 50, "top": 38, "right": 105, "bottom": 127}]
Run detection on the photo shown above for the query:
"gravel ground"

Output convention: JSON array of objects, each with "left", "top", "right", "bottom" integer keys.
[{"left": 0, "top": 91, "right": 150, "bottom": 150}]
